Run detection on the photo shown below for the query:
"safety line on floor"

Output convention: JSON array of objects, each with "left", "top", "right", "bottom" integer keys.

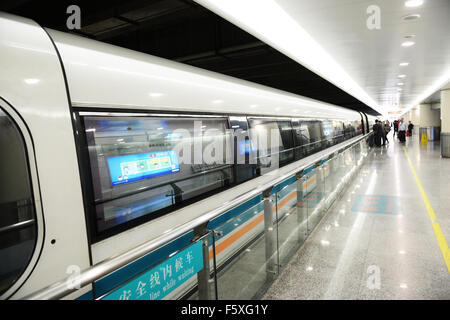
[{"left": 403, "top": 146, "right": 450, "bottom": 274}]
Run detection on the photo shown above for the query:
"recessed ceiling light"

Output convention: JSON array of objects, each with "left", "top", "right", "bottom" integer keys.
[
  {"left": 398, "top": 82, "right": 405, "bottom": 86},
  {"left": 212, "top": 99, "right": 223, "bottom": 104},
  {"left": 405, "top": 0, "right": 424, "bottom": 8},
  {"left": 401, "top": 41, "right": 415, "bottom": 47},
  {"left": 398, "top": 75, "right": 406, "bottom": 78},
  {"left": 402, "top": 13, "right": 421, "bottom": 21},
  {"left": 399, "top": 62, "right": 409, "bottom": 66}
]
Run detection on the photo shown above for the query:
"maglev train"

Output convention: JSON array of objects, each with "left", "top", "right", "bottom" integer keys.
[{"left": 0, "top": 12, "right": 377, "bottom": 300}]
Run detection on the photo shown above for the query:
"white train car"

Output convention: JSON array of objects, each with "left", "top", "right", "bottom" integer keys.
[{"left": 0, "top": 12, "right": 370, "bottom": 300}]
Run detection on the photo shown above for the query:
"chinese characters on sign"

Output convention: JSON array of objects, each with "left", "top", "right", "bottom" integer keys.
[
  {"left": 102, "top": 240, "right": 204, "bottom": 300},
  {"left": 351, "top": 195, "right": 400, "bottom": 215}
]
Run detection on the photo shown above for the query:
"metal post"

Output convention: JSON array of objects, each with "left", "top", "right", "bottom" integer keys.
[
  {"left": 263, "top": 189, "right": 277, "bottom": 280},
  {"left": 296, "top": 172, "right": 307, "bottom": 244},
  {"left": 194, "top": 225, "right": 211, "bottom": 300},
  {"left": 211, "top": 230, "right": 222, "bottom": 300}
]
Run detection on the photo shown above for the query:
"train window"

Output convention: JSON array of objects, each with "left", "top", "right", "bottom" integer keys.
[
  {"left": 344, "top": 121, "right": 353, "bottom": 139},
  {"left": 0, "top": 108, "right": 37, "bottom": 296},
  {"left": 354, "top": 119, "right": 363, "bottom": 136},
  {"left": 247, "top": 118, "right": 294, "bottom": 174},
  {"left": 277, "top": 120, "right": 294, "bottom": 165},
  {"left": 333, "top": 121, "right": 345, "bottom": 144},
  {"left": 82, "top": 115, "right": 233, "bottom": 237},
  {"left": 322, "top": 120, "right": 334, "bottom": 147},
  {"left": 293, "top": 119, "right": 325, "bottom": 159},
  {"left": 344, "top": 120, "right": 362, "bottom": 139},
  {"left": 292, "top": 120, "right": 309, "bottom": 160}
]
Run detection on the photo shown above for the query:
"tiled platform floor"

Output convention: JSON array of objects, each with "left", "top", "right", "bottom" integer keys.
[{"left": 263, "top": 132, "right": 450, "bottom": 300}]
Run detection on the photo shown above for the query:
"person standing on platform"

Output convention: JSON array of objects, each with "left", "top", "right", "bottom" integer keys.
[
  {"left": 384, "top": 120, "right": 390, "bottom": 145},
  {"left": 381, "top": 121, "right": 387, "bottom": 146},
  {"left": 398, "top": 118, "right": 407, "bottom": 142},
  {"left": 393, "top": 120, "right": 399, "bottom": 137},
  {"left": 408, "top": 121, "right": 414, "bottom": 137},
  {"left": 373, "top": 120, "right": 382, "bottom": 147}
]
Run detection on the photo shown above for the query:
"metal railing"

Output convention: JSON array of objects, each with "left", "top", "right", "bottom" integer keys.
[{"left": 23, "top": 132, "right": 373, "bottom": 300}]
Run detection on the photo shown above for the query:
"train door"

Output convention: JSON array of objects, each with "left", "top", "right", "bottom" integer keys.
[{"left": 0, "top": 100, "right": 43, "bottom": 299}]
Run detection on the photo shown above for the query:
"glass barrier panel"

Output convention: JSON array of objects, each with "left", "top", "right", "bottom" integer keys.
[
  {"left": 299, "top": 166, "right": 323, "bottom": 234},
  {"left": 322, "top": 158, "right": 335, "bottom": 211},
  {"left": 274, "top": 179, "right": 307, "bottom": 268},
  {"left": 210, "top": 197, "right": 277, "bottom": 299}
]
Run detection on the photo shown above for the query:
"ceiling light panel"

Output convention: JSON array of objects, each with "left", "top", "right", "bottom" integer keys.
[{"left": 194, "top": 0, "right": 386, "bottom": 116}]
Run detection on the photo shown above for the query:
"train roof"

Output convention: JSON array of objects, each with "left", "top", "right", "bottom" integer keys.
[
  {"left": 46, "top": 28, "right": 362, "bottom": 121},
  {"left": 1, "top": 12, "right": 362, "bottom": 121}
]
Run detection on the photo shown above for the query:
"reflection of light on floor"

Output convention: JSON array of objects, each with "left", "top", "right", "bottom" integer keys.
[
  {"left": 324, "top": 211, "right": 366, "bottom": 299},
  {"left": 324, "top": 154, "right": 377, "bottom": 298},
  {"left": 364, "top": 170, "right": 378, "bottom": 195}
]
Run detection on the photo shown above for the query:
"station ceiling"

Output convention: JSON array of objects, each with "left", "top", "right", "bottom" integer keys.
[
  {"left": 199, "top": 0, "right": 449, "bottom": 117},
  {"left": 1, "top": 0, "right": 381, "bottom": 115}
]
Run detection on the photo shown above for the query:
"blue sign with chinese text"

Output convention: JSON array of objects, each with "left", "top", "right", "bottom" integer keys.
[{"left": 101, "top": 240, "right": 204, "bottom": 300}]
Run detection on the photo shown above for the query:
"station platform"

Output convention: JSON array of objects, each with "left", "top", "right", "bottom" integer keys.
[{"left": 263, "top": 132, "right": 450, "bottom": 299}]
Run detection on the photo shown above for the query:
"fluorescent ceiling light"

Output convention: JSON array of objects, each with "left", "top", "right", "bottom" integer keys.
[
  {"left": 405, "top": 0, "right": 424, "bottom": 7},
  {"left": 24, "top": 78, "right": 40, "bottom": 85},
  {"left": 402, "top": 14, "right": 421, "bottom": 21},
  {"left": 401, "top": 41, "right": 415, "bottom": 47},
  {"left": 398, "top": 82, "right": 404, "bottom": 86},
  {"left": 399, "top": 62, "right": 409, "bottom": 66},
  {"left": 398, "top": 75, "right": 406, "bottom": 78},
  {"left": 193, "top": 0, "right": 386, "bottom": 116},
  {"left": 149, "top": 92, "right": 164, "bottom": 97}
]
